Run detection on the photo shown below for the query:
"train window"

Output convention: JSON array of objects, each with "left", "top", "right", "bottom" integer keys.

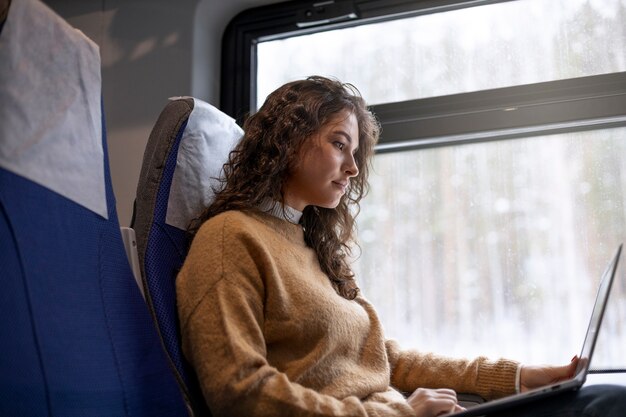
[
  {"left": 256, "top": 0, "right": 626, "bottom": 109},
  {"left": 354, "top": 126, "right": 626, "bottom": 368},
  {"left": 222, "top": 0, "right": 626, "bottom": 370}
]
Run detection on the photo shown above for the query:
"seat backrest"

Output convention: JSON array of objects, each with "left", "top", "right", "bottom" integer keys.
[
  {"left": 0, "top": 1, "right": 188, "bottom": 416},
  {"left": 132, "top": 97, "right": 242, "bottom": 415}
]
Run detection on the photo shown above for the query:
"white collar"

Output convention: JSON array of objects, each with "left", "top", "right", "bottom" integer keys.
[{"left": 259, "top": 199, "right": 303, "bottom": 224}]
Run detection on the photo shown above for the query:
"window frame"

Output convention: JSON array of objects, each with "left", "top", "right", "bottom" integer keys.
[
  {"left": 220, "top": 0, "right": 626, "bottom": 149},
  {"left": 221, "top": 0, "right": 521, "bottom": 121}
]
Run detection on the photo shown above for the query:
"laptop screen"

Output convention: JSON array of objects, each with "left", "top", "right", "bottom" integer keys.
[{"left": 575, "top": 244, "right": 622, "bottom": 378}]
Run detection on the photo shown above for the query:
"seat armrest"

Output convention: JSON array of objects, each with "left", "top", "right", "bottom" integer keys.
[{"left": 121, "top": 226, "right": 144, "bottom": 299}]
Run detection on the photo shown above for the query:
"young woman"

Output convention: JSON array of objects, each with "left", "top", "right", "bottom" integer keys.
[{"left": 177, "top": 76, "right": 626, "bottom": 417}]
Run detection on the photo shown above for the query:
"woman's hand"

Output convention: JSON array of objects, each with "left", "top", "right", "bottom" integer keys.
[
  {"left": 520, "top": 356, "right": 580, "bottom": 392},
  {"left": 406, "top": 387, "right": 466, "bottom": 417}
]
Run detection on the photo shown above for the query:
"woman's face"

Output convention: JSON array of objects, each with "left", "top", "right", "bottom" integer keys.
[{"left": 283, "top": 110, "right": 360, "bottom": 211}]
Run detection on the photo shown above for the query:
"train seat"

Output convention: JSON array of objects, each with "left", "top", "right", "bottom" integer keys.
[
  {"left": 0, "top": 0, "right": 188, "bottom": 415},
  {"left": 131, "top": 96, "right": 242, "bottom": 416}
]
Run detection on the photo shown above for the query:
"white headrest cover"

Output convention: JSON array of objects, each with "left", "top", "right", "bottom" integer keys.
[
  {"left": 165, "top": 98, "right": 243, "bottom": 230},
  {"left": 0, "top": 0, "right": 106, "bottom": 218}
]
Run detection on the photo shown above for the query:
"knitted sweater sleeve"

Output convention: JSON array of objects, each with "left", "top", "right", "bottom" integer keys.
[
  {"left": 176, "top": 213, "right": 416, "bottom": 417},
  {"left": 385, "top": 339, "right": 519, "bottom": 400}
]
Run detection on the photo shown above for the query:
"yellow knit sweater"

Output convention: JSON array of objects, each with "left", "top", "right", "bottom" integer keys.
[{"left": 176, "top": 210, "right": 519, "bottom": 417}]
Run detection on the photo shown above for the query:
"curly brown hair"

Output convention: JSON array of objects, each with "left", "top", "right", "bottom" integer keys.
[{"left": 189, "top": 76, "right": 380, "bottom": 300}]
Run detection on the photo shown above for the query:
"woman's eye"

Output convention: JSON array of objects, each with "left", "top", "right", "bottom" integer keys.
[{"left": 334, "top": 141, "right": 345, "bottom": 150}]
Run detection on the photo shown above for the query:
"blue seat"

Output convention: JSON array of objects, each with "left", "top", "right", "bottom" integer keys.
[
  {"left": 132, "top": 96, "right": 242, "bottom": 416},
  {"left": 0, "top": 1, "right": 188, "bottom": 415}
]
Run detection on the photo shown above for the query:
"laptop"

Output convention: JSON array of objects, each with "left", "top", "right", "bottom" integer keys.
[{"left": 446, "top": 244, "right": 622, "bottom": 417}]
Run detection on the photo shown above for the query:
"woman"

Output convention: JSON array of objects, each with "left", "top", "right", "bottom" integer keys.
[{"left": 177, "top": 76, "right": 625, "bottom": 416}]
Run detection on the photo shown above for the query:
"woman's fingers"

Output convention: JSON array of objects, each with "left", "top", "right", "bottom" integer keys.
[
  {"left": 446, "top": 403, "right": 467, "bottom": 415},
  {"left": 407, "top": 388, "right": 467, "bottom": 417}
]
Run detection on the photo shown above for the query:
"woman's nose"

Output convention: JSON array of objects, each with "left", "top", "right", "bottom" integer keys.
[{"left": 344, "top": 153, "right": 359, "bottom": 177}]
